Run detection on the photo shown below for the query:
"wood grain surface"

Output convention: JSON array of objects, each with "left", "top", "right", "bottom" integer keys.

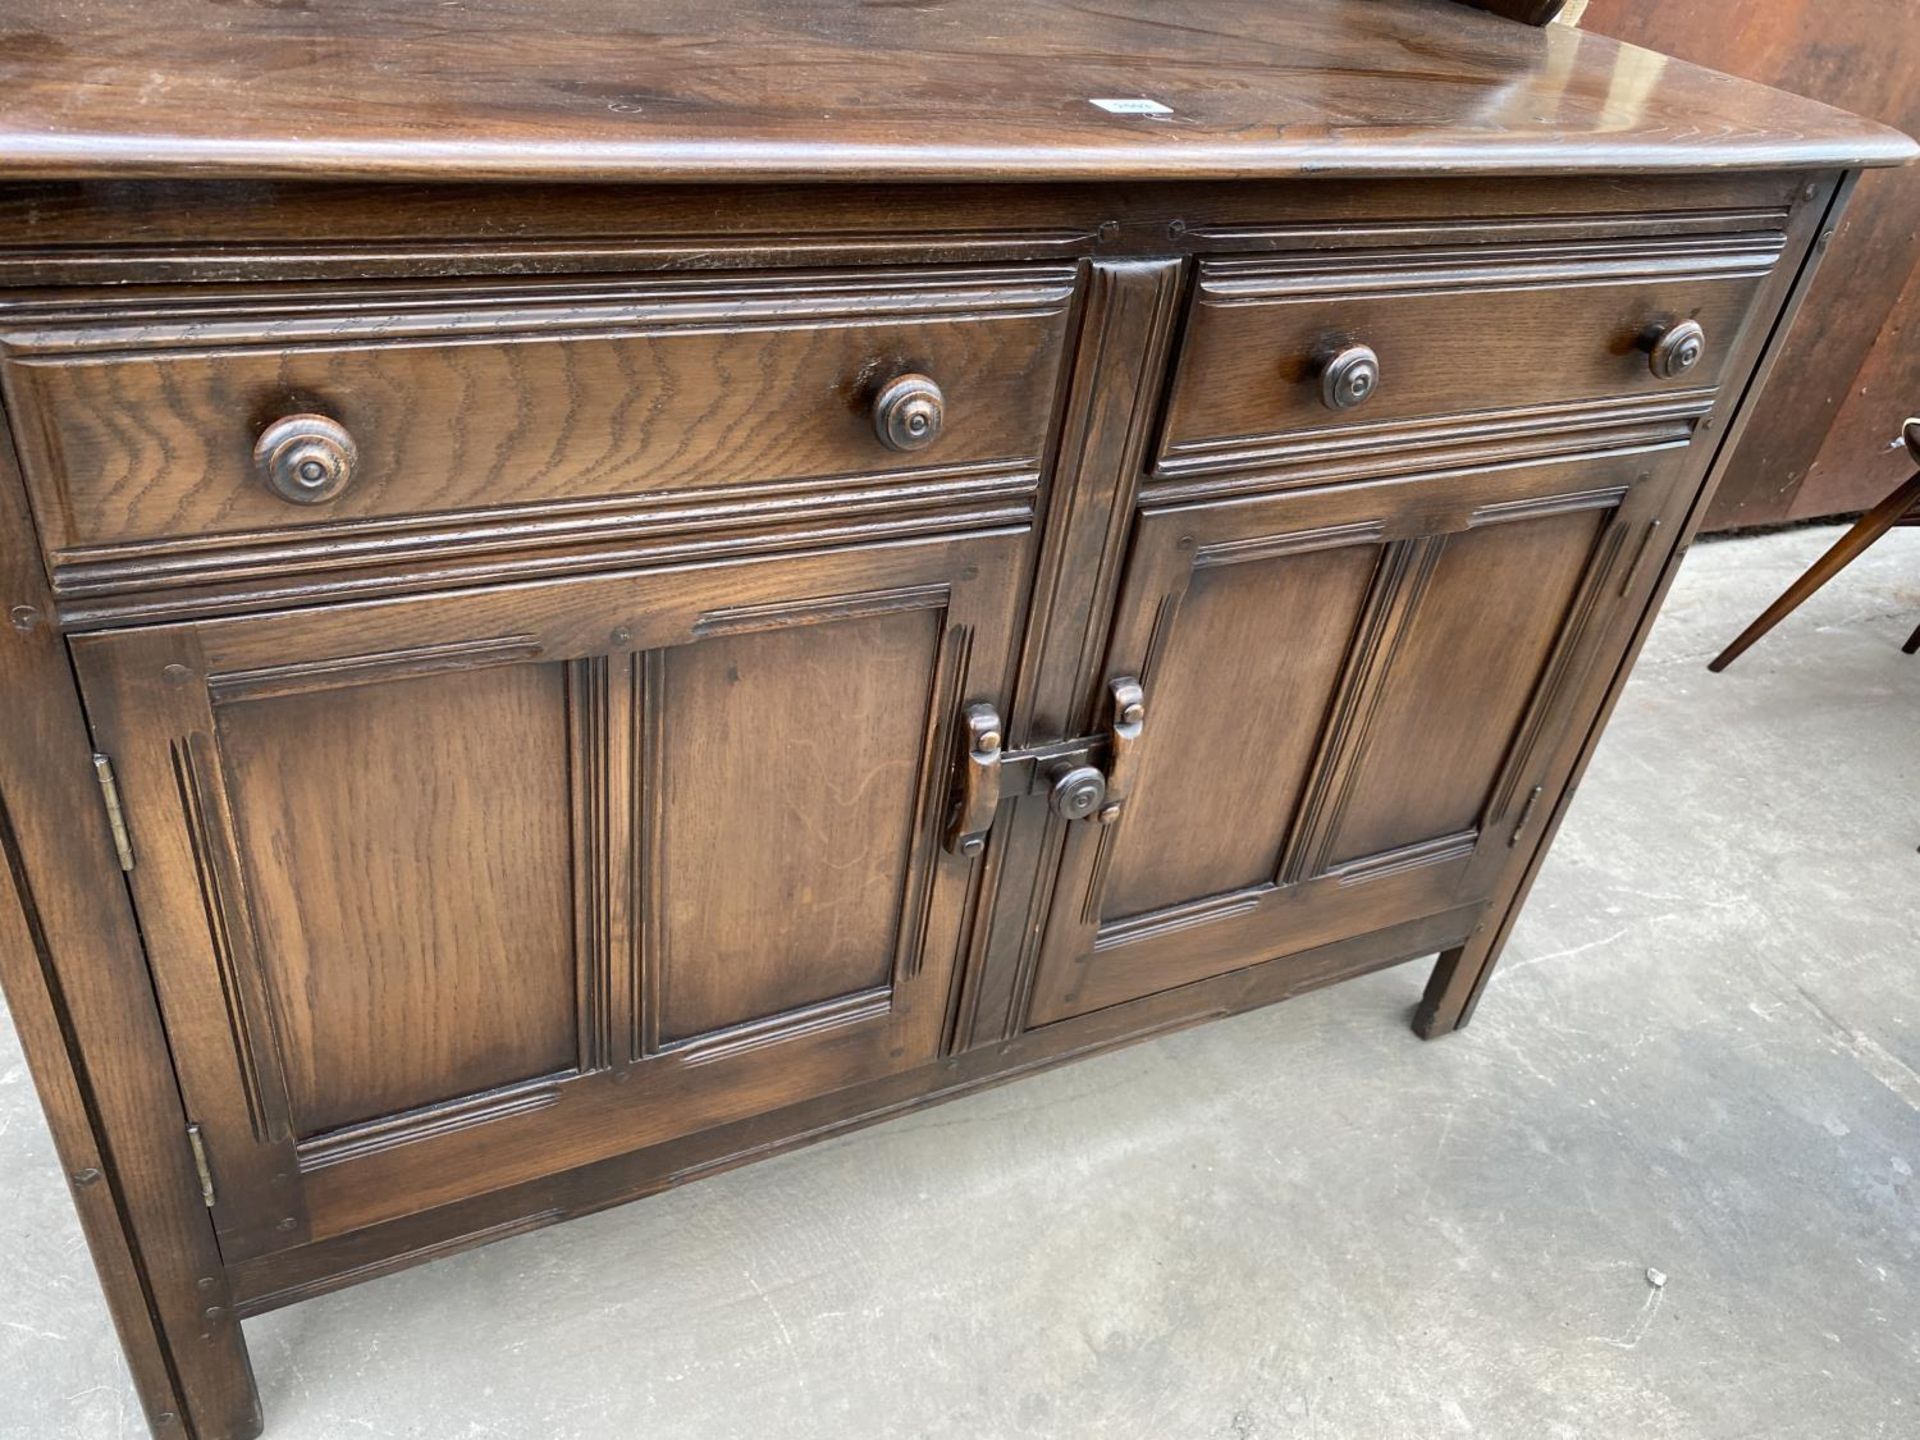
[
  {"left": 0, "top": 0, "right": 1908, "bottom": 182},
  {"left": 0, "top": 6, "right": 1900, "bottom": 1434},
  {"left": 1161, "top": 238, "right": 1777, "bottom": 463},
  {"left": 215, "top": 663, "right": 580, "bottom": 1137},
  {"left": 3, "top": 267, "right": 1075, "bottom": 555},
  {"left": 1579, "top": 0, "right": 1920, "bottom": 527}
]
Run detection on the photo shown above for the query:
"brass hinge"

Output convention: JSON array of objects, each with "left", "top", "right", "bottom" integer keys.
[
  {"left": 1508, "top": 783, "right": 1546, "bottom": 848},
  {"left": 90, "top": 754, "right": 134, "bottom": 872},
  {"left": 185, "top": 1123, "right": 216, "bottom": 1208}
]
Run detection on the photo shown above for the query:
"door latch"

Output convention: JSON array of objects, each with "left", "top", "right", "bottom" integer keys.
[{"left": 944, "top": 677, "right": 1145, "bottom": 857}]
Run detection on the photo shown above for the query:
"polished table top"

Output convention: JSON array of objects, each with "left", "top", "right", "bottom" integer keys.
[{"left": 0, "top": 0, "right": 1911, "bottom": 184}]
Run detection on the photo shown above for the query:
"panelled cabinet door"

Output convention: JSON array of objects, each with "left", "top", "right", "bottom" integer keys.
[
  {"left": 72, "top": 532, "right": 1025, "bottom": 1255},
  {"left": 1026, "top": 454, "right": 1681, "bottom": 1025}
]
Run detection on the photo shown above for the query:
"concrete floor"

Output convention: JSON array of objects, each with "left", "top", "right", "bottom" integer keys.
[{"left": 3, "top": 524, "right": 1917, "bottom": 1440}]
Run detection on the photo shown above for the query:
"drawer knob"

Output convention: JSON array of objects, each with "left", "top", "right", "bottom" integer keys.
[
  {"left": 254, "top": 414, "right": 357, "bottom": 505},
  {"left": 1317, "top": 344, "right": 1380, "bottom": 411},
  {"left": 1645, "top": 320, "right": 1708, "bottom": 381},
  {"left": 873, "top": 373, "right": 945, "bottom": 452}
]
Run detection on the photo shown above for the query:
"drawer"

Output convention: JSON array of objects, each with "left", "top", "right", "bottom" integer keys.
[
  {"left": 2, "top": 264, "right": 1077, "bottom": 566},
  {"left": 1158, "top": 235, "right": 1784, "bottom": 473}
]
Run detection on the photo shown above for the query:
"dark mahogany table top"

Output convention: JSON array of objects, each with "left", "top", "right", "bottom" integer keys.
[{"left": 0, "top": 0, "right": 1911, "bottom": 184}]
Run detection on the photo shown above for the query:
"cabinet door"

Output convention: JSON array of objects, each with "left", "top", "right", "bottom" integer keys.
[
  {"left": 73, "top": 532, "right": 1025, "bottom": 1255},
  {"left": 1025, "top": 455, "right": 1675, "bottom": 1025}
]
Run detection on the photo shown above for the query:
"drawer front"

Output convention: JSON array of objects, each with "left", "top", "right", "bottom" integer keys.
[
  {"left": 3, "top": 264, "right": 1076, "bottom": 560},
  {"left": 1159, "top": 235, "right": 1782, "bottom": 473}
]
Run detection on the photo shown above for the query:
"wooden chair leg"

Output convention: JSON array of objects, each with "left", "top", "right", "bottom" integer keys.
[{"left": 1708, "top": 467, "right": 1920, "bottom": 672}]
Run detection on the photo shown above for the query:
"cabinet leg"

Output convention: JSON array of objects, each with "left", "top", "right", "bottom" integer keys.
[
  {"left": 1, "top": 843, "right": 265, "bottom": 1440},
  {"left": 0, "top": 408, "right": 264, "bottom": 1440},
  {"left": 105, "top": 1265, "right": 263, "bottom": 1440},
  {"left": 1413, "top": 929, "right": 1499, "bottom": 1039},
  {"left": 1, "top": 827, "right": 264, "bottom": 1440}
]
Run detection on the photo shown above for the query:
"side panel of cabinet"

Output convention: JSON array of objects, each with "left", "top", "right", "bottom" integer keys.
[
  {"left": 72, "top": 531, "right": 1027, "bottom": 1250},
  {"left": 1026, "top": 453, "right": 1676, "bottom": 1025}
]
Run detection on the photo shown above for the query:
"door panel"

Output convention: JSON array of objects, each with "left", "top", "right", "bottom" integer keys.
[
  {"left": 1324, "top": 507, "right": 1607, "bottom": 867},
  {"left": 1027, "top": 453, "right": 1675, "bottom": 1026},
  {"left": 653, "top": 605, "right": 942, "bottom": 1045},
  {"left": 214, "top": 663, "right": 578, "bottom": 1137},
  {"left": 73, "top": 533, "right": 1026, "bottom": 1254},
  {"left": 1100, "top": 542, "right": 1381, "bottom": 920}
]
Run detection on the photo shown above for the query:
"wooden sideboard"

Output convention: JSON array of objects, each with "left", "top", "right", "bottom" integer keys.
[{"left": 0, "top": 2, "right": 1909, "bottom": 1435}]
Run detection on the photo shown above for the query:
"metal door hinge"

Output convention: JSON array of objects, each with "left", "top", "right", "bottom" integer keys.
[
  {"left": 1508, "top": 784, "right": 1546, "bottom": 848},
  {"left": 91, "top": 754, "right": 135, "bottom": 872},
  {"left": 186, "top": 1123, "right": 216, "bottom": 1208}
]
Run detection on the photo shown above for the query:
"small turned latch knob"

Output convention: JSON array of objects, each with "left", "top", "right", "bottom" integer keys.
[
  {"left": 1644, "top": 320, "right": 1707, "bottom": 381},
  {"left": 872, "top": 373, "right": 945, "bottom": 451},
  {"left": 254, "top": 414, "right": 357, "bottom": 505},
  {"left": 1316, "top": 344, "right": 1380, "bottom": 411},
  {"left": 1047, "top": 763, "right": 1108, "bottom": 823}
]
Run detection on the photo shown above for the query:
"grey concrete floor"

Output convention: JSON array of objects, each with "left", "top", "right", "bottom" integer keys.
[{"left": 3, "top": 524, "right": 1917, "bottom": 1440}]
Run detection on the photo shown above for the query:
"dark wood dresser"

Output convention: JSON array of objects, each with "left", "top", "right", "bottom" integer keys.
[{"left": 0, "top": 2, "right": 1910, "bottom": 1435}]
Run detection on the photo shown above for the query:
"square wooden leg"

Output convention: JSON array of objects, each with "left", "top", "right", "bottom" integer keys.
[
  {"left": 1, "top": 416, "right": 262, "bottom": 1440},
  {"left": 1413, "top": 929, "right": 1498, "bottom": 1039}
]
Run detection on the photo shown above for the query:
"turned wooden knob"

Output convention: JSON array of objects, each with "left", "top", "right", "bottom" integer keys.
[
  {"left": 1317, "top": 344, "right": 1380, "bottom": 411},
  {"left": 872, "top": 373, "right": 945, "bottom": 451},
  {"left": 254, "top": 414, "right": 357, "bottom": 505},
  {"left": 1645, "top": 319, "right": 1707, "bottom": 380}
]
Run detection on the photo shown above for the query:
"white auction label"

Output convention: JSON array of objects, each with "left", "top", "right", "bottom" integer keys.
[{"left": 1089, "top": 98, "right": 1174, "bottom": 116}]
